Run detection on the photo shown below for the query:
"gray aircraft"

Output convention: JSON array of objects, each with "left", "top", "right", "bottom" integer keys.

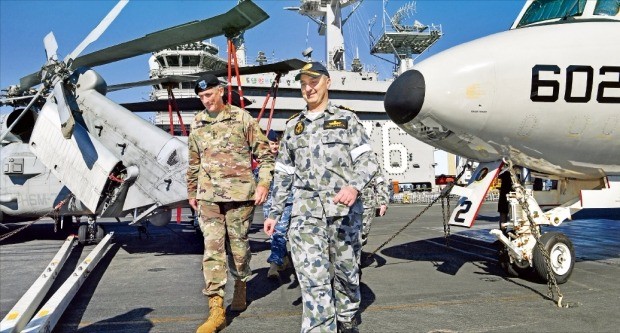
[{"left": 0, "top": 0, "right": 269, "bottom": 244}]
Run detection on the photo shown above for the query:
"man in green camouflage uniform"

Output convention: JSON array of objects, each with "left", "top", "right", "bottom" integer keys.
[
  {"left": 264, "top": 62, "right": 378, "bottom": 333},
  {"left": 360, "top": 160, "right": 389, "bottom": 247},
  {"left": 188, "top": 74, "right": 274, "bottom": 333}
]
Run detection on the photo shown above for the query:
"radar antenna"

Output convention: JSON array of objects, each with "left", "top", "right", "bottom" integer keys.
[{"left": 369, "top": 0, "right": 442, "bottom": 76}]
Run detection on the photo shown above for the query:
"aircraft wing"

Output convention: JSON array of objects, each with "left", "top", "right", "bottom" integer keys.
[{"left": 449, "top": 161, "right": 503, "bottom": 228}]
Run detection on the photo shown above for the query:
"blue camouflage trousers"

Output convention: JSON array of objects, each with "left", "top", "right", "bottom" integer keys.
[
  {"left": 198, "top": 200, "right": 254, "bottom": 297},
  {"left": 263, "top": 200, "right": 292, "bottom": 266},
  {"left": 288, "top": 211, "right": 362, "bottom": 333}
]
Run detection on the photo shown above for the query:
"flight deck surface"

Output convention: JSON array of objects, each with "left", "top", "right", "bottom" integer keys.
[{"left": 1, "top": 203, "right": 619, "bottom": 332}]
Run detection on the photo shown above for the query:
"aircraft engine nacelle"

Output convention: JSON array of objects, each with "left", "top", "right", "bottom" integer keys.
[
  {"left": 148, "top": 209, "right": 172, "bottom": 227},
  {"left": 1, "top": 109, "right": 37, "bottom": 143}
]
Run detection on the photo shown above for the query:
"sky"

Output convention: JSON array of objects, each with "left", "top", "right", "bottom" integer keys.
[{"left": 0, "top": 0, "right": 525, "bottom": 115}]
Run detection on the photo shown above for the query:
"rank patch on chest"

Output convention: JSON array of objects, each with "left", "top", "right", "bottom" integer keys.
[
  {"left": 323, "top": 119, "right": 348, "bottom": 130},
  {"left": 294, "top": 121, "right": 305, "bottom": 135}
]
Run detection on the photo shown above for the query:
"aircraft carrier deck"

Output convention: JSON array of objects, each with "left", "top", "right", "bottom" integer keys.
[{"left": 1, "top": 203, "right": 619, "bottom": 332}]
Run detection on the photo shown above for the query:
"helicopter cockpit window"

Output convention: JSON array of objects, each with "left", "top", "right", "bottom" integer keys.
[
  {"left": 517, "top": 0, "right": 586, "bottom": 27},
  {"left": 594, "top": 0, "right": 619, "bottom": 16}
]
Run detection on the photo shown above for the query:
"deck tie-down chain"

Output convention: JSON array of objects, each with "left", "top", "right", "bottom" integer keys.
[
  {"left": 0, "top": 194, "right": 73, "bottom": 243},
  {"left": 367, "top": 164, "right": 470, "bottom": 259}
]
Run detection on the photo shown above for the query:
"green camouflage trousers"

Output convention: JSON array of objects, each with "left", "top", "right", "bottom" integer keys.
[
  {"left": 288, "top": 212, "right": 362, "bottom": 333},
  {"left": 361, "top": 207, "right": 375, "bottom": 246},
  {"left": 198, "top": 200, "right": 254, "bottom": 297}
]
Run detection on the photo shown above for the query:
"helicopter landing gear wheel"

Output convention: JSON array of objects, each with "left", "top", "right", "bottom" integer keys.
[
  {"left": 78, "top": 223, "right": 88, "bottom": 245},
  {"left": 77, "top": 218, "right": 105, "bottom": 245},
  {"left": 533, "top": 232, "right": 575, "bottom": 284},
  {"left": 95, "top": 225, "right": 105, "bottom": 243}
]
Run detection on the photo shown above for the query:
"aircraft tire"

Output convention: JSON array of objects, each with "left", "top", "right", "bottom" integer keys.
[
  {"left": 77, "top": 223, "right": 88, "bottom": 245},
  {"left": 95, "top": 225, "right": 105, "bottom": 243},
  {"left": 532, "top": 232, "right": 574, "bottom": 284},
  {"left": 498, "top": 245, "right": 529, "bottom": 278}
]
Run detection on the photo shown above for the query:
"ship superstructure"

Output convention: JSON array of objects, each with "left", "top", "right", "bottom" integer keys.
[{"left": 150, "top": 0, "right": 442, "bottom": 188}]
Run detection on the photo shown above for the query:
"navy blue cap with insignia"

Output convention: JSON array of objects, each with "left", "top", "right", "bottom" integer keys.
[
  {"left": 267, "top": 129, "right": 279, "bottom": 142},
  {"left": 295, "top": 61, "right": 330, "bottom": 81},
  {"left": 194, "top": 74, "right": 222, "bottom": 95}
]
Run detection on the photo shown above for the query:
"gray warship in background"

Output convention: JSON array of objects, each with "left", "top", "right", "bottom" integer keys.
[{"left": 147, "top": 0, "right": 442, "bottom": 189}]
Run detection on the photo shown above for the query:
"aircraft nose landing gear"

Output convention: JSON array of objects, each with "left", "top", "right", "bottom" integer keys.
[{"left": 77, "top": 216, "right": 105, "bottom": 245}]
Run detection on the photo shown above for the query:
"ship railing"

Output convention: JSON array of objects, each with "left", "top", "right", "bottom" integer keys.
[{"left": 391, "top": 188, "right": 499, "bottom": 204}]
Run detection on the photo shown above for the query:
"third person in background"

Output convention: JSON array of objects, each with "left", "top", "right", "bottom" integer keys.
[
  {"left": 360, "top": 159, "right": 389, "bottom": 265},
  {"left": 263, "top": 129, "right": 293, "bottom": 278}
]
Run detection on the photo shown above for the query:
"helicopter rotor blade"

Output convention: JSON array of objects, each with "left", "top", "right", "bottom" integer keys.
[
  {"left": 70, "top": 0, "right": 268, "bottom": 69},
  {"left": 51, "top": 80, "right": 75, "bottom": 139},
  {"left": 43, "top": 32, "right": 59, "bottom": 62},
  {"left": 15, "top": 0, "right": 268, "bottom": 93},
  {"left": 107, "top": 75, "right": 200, "bottom": 92},
  {"left": 0, "top": 94, "right": 37, "bottom": 106},
  {"left": 65, "top": 0, "right": 129, "bottom": 64}
]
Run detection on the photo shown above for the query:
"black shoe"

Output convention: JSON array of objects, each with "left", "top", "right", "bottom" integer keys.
[
  {"left": 360, "top": 252, "right": 374, "bottom": 268},
  {"left": 337, "top": 320, "right": 359, "bottom": 333}
]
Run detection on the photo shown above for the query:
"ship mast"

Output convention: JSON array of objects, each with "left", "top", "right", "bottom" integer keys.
[
  {"left": 370, "top": 0, "right": 442, "bottom": 76},
  {"left": 288, "top": 0, "right": 360, "bottom": 71}
]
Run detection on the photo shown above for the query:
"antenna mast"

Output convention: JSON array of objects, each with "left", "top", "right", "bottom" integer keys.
[{"left": 370, "top": 1, "right": 442, "bottom": 76}]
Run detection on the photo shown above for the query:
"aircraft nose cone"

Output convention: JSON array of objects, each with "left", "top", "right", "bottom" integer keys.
[{"left": 384, "top": 70, "right": 425, "bottom": 124}]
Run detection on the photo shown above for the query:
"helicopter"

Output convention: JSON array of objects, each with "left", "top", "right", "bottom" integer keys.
[{"left": 0, "top": 0, "right": 270, "bottom": 244}]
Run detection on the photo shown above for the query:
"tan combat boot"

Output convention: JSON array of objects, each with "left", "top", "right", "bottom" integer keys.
[
  {"left": 267, "top": 262, "right": 279, "bottom": 279},
  {"left": 230, "top": 280, "right": 247, "bottom": 311},
  {"left": 196, "top": 295, "right": 226, "bottom": 333}
]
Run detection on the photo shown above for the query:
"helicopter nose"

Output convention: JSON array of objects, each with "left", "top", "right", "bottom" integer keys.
[{"left": 384, "top": 70, "right": 425, "bottom": 125}]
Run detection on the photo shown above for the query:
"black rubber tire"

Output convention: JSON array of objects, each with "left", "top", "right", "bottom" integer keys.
[
  {"left": 95, "top": 225, "right": 105, "bottom": 243},
  {"left": 77, "top": 223, "right": 88, "bottom": 245},
  {"left": 532, "top": 232, "right": 575, "bottom": 284},
  {"left": 498, "top": 245, "right": 530, "bottom": 278}
]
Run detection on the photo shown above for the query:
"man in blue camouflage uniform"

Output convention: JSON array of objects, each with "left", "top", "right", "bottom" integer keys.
[
  {"left": 263, "top": 130, "right": 293, "bottom": 278},
  {"left": 188, "top": 74, "right": 274, "bottom": 333},
  {"left": 264, "top": 62, "right": 378, "bottom": 333},
  {"left": 360, "top": 158, "right": 389, "bottom": 247}
]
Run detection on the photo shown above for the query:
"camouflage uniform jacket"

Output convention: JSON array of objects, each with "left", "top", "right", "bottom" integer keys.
[
  {"left": 268, "top": 103, "right": 378, "bottom": 220},
  {"left": 187, "top": 104, "right": 274, "bottom": 202},
  {"left": 361, "top": 167, "right": 390, "bottom": 209}
]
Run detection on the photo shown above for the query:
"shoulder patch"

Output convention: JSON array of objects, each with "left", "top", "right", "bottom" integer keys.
[
  {"left": 335, "top": 105, "right": 355, "bottom": 112},
  {"left": 286, "top": 112, "right": 302, "bottom": 124}
]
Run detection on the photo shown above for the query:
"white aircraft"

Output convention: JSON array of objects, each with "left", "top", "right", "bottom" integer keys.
[{"left": 384, "top": 0, "right": 620, "bottom": 283}]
